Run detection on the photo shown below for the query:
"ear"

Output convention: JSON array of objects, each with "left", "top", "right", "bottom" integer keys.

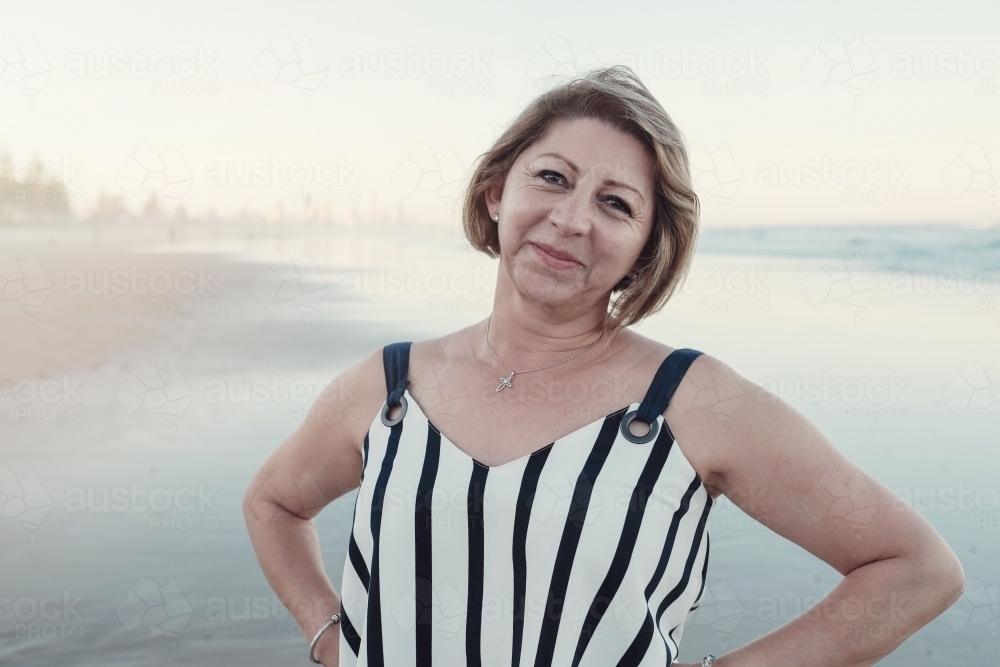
[{"left": 484, "top": 178, "right": 504, "bottom": 215}]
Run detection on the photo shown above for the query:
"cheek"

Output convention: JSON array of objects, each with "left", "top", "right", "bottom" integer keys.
[
  {"left": 592, "top": 231, "right": 639, "bottom": 271},
  {"left": 499, "top": 213, "right": 535, "bottom": 246}
]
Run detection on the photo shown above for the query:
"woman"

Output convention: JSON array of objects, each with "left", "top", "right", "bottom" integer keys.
[{"left": 243, "top": 66, "right": 965, "bottom": 667}]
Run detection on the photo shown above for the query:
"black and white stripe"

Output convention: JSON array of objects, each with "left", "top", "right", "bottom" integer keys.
[{"left": 340, "top": 344, "right": 713, "bottom": 667}]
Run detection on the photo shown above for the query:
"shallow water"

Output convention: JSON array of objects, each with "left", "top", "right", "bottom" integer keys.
[{"left": 1, "top": 222, "right": 997, "bottom": 665}]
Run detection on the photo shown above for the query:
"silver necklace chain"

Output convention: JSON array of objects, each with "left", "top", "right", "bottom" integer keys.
[{"left": 485, "top": 313, "right": 603, "bottom": 392}]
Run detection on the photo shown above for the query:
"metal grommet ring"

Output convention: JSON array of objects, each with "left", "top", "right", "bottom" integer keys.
[
  {"left": 620, "top": 409, "right": 659, "bottom": 444},
  {"left": 380, "top": 396, "right": 408, "bottom": 427}
]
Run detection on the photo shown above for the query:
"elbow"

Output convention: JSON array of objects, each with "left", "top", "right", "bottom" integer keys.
[
  {"left": 918, "top": 545, "right": 966, "bottom": 616},
  {"left": 242, "top": 480, "right": 307, "bottom": 526},
  {"left": 242, "top": 481, "right": 264, "bottom": 526},
  {"left": 939, "top": 552, "right": 966, "bottom": 609}
]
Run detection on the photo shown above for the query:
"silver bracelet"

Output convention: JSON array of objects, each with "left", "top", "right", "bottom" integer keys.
[
  {"left": 309, "top": 613, "right": 341, "bottom": 664},
  {"left": 702, "top": 655, "right": 717, "bottom": 666}
]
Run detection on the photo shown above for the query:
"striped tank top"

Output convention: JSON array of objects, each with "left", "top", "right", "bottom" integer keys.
[{"left": 339, "top": 341, "right": 714, "bottom": 666}]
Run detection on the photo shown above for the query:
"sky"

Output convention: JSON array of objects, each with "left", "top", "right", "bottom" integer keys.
[{"left": 2, "top": 0, "right": 999, "bottom": 227}]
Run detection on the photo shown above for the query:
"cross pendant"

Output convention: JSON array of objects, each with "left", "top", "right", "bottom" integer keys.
[{"left": 496, "top": 372, "right": 514, "bottom": 392}]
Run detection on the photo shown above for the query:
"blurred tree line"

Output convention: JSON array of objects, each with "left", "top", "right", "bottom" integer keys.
[{"left": 0, "top": 151, "right": 72, "bottom": 223}]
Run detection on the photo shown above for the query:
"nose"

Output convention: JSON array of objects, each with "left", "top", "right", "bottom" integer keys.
[{"left": 547, "top": 186, "right": 592, "bottom": 235}]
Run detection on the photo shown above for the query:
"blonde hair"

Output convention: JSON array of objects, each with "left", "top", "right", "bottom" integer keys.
[{"left": 461, "top": 65, "right": 700, "bottom": 343}]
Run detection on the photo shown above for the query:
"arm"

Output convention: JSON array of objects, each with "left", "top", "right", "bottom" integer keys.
[
  {"left": 241, "top": 347, "right": 386, "bottom": 666},
  {"left": 667, "top": 354, "right": 966, "bottom": 667}
]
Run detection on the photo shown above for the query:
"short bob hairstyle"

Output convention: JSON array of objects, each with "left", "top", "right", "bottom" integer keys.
[{"left": 462, "top": 65, "right": 700, "bottom": 342}]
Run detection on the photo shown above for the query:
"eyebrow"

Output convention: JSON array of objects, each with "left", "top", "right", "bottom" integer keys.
[{"left": 534, "top": 151, "right": 647, "bottom": 205}]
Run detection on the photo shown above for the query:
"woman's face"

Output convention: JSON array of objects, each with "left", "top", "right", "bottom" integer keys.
[{"left": 487, "top": 116, "right": 656, "bottom": 312}]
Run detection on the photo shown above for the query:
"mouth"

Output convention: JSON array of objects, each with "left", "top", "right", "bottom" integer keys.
[{"left": 530, "top": 242, "right": 581, "bottom": 269}]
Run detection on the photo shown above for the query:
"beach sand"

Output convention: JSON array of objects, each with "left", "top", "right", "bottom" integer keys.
[{"left": 2, "top": 223, "right": 996, "bottom": 666}]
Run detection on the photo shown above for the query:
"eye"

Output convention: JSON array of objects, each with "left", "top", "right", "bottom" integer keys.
[
  {"left": 537, "top": 169, "right": 566, "bottom": 186},
  {"left": 603, "top": 195, "right": 633, "bottom": 216}
]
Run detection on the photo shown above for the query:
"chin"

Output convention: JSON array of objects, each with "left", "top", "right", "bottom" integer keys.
[{"left": 517, "top": 272, "right": 584, "bottom": 301}]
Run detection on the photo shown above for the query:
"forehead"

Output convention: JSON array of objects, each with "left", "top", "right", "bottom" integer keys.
[{"left": 523, "top": 116, "right": 655, "bottom": 189}]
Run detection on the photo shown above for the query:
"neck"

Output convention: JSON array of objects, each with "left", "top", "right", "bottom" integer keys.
[{"left": 475, "top": 272, "right": 608, "bottom": 374}]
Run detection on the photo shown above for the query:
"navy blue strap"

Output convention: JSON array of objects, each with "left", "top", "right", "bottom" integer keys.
[
  {"left": 635, "top": 349, "right": 704, "bottom": 424},
  {"left": 382, "top": 341, "right": 412, "bottom": 406}
]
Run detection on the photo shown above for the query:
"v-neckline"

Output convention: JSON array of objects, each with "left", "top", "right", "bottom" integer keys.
[{"left": 402, "top": 388, "right": 644, "bottom": 470}]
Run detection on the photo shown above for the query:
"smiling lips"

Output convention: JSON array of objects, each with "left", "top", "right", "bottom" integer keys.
[{"left": 531, "top": 242, "right": 581, "bottom": 268}]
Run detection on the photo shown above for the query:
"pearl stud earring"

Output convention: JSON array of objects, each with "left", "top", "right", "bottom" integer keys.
[{"left": 492, "top": 213, "right": 499, "bottom": 222}]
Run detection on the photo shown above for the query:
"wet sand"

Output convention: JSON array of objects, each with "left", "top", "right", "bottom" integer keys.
[{"left": 1, "top": 222, "right": 997, "bottom": 666}]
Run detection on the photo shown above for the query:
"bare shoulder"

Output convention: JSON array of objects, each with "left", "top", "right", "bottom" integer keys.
[
  {"left": 288, "top": 343, "right": 390, "bottom": 466},
  {"left": 406, "top": 326, "right": 480, "bottom": 391},
  {"left": 242, "top": 345, "right": 391, "bottom": 520},
  {"left": 331, "top": 344, "right": 394, "bottom": 446},
  {"left": 662, "top": 348, "right": 851, "bottom": 510},
  {"left": 605, "top": 328, "right": 674, "bottom": 370},
  {"left": 661, "top": 350, "right": 966, "bottom": 584},
  {"left": 655, "top": 348, "right": 752, "bottom": 501},
  {"left": 275, "top": 341, "right": 396, "bottom": 466}
]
